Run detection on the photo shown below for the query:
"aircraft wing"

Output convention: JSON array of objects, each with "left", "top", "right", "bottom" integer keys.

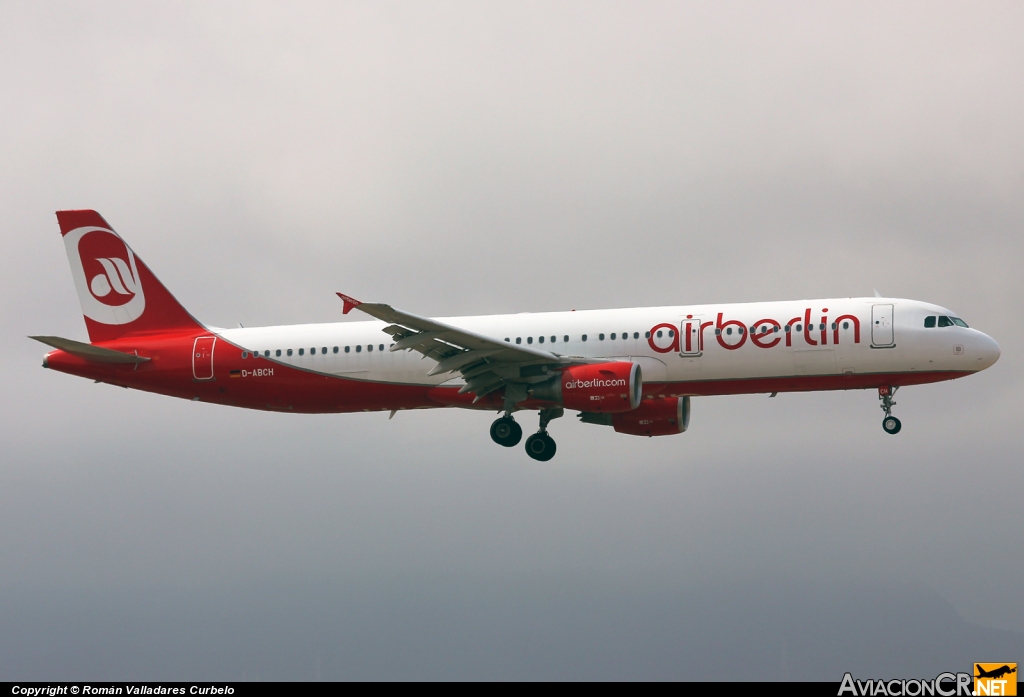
[{"left": 337, "top": 293, "right": 589, "bottom": 405}]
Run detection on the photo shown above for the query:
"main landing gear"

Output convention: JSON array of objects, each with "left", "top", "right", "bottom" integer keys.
[
  {"left": 490, "top": 415, "right": 523, "bottom": 447},
  {"left": 525, "top": 408, "right": 562, "bottom": 461},
  {"left": 491, "top": 408, "right": 562, "bottom": 461},
  {"left": 879, "top": 385, "right": 901, "bottom": 435}
]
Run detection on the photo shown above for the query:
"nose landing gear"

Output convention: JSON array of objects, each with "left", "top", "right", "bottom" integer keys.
[
  {"left": 524, "top": 407, "right": 563, "bottom": 461},
  {"left": 879, "top": 386, "right": 901, "bottom": 435}
]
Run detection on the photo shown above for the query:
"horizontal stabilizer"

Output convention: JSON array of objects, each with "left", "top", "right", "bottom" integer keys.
[{"left": 30, "top": 335, "right": 150, "bottom": 364}]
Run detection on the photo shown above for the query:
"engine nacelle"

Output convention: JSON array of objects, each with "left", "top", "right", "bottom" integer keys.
[
  {"left": 530, "top": 361, "right": 642, "bottom": 413},
  {"left": 612, "top": 396, "right": 690, "bottom": 436}
]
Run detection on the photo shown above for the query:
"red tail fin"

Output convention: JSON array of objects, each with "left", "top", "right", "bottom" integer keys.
[{"left": 56, "top": 210, "right": 205, "bottom": 343}]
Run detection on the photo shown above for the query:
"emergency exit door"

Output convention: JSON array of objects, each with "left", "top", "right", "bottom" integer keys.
[
  {"left": 192, "top": 336, "right": 216, "bottom": 380},
  {"left": 680, "top": 318, "right": 702, "bottom": 355},
  {"left": 871, "top": 304, "right": 895, "bottom": 347}
]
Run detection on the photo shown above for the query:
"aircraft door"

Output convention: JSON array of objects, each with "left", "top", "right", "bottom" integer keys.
[
  {"left": 871, "top": 304, "right": 895, "bottom": 347},
  {"left": 192, "top": 336, "right": 216, "bottom": 380},
  {"left": 680, "top": 318, "right": 702, "bottom": 355}
]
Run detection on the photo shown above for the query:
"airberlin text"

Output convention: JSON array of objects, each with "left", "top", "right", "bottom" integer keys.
[
  {"left": 837, "top": 672, "right": 972, "bottom": 696},
  {"left": 648, "top": 308, "right": 862, "bottom": 354},
  {"left": 564, "top": 378, "right": 626, "bottom": 389}
]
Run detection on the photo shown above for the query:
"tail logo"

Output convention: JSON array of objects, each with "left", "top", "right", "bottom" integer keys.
[
  {"left": 64, "top": 226, "right": 146, "bottom": 325},
  {"left": 90, "top": 256, "right": 140, "bottom": 299}
]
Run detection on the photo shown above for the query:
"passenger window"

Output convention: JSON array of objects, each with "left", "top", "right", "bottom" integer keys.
[
  {"left": 656, "top": 330, "right": 662, "bottom": 338},
  {"left": 298, "top": 348, "right": 304, "bottom": 356},
  {"left": 668, "top": 330, "right": 675, "bottom": 337},
  {"left": 287, "top": 349, "right": 293, "bottom": 356},
  {"left": 322, "top": 347, "right": 327, "bottom": 354},
  {"left": 241, "top": 351, "right": 248, "bottom": 359},
  {"left": 645, "top": 331, "right": 651, "bottom": 338},
  {"left": 610, "top": 333, "right": 616, "bottom": 340},
  {"left": 345, "top": 346, "right": 350, "bottom": 353},
  {"left": 527, "top": 337, "right": 533, "bottom": 344},
  {"left": 551, "top": 336, "right": 556, "bottom": 343},
  {"left": 538, "top": 336, "right": 544, "bottom": 343},
  {"left": 505, "top": 338, "right": 510, "bottom": 342},
  {"left": 715, "top": 328, "right": 721, "bottom": 335},
  {"left": 368, "top": 344, "right": 373, "bottom": 352},
  {"left": 276, "top": 350, "right": 282, "bottom": 357},
  {"left": 938, "top": 316, "right": 953, "bottom": 327},
  {"left": 379, "top": 344, "right": 384, "bottom": 351},
  {"left": 633, "top": 332, "right": 639, "bottom": 339},
  {"left": 356, "top": 346, "right": 362, "bottom": 353},
  {"left": 516, "top": 337, "right": 521, "bottom": 344},
  {"left": 924, "top": 316, "right": 936, "bottom": 328},
  {"left": 599, "top": 333, "right": 605, "bottom": 340},
  {"left": 784, "top": 325, "right": 791, "bottom": 333},
  {"left": 796, "top": 324, "right": 802, "bottom": 332},
  {"left": 951, "top": 317, "right": 969, "bottom": 328},
  {"left": 333, "top": 346, "right": 338, "bottom": 354},
  {"left": 726, "top": 328, "right": 732, "bottom": 335},
  {"left": 563, "top": 335, "right": 569, "bottom": 342},
  {"left": 843, "top": 322, "right": 849, "bottom": 330},
  {"left": 582, "top": 334, "right": 588, "bottom": 342}
]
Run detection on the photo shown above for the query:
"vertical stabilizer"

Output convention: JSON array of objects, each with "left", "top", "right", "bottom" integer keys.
[{"left": 56, "top": 210, "right": 205, "bottom": 343}]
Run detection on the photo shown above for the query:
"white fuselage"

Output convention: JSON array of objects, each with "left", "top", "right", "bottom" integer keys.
[{"left": 218, "top": 297, "right": 1000, "bottom": 390}]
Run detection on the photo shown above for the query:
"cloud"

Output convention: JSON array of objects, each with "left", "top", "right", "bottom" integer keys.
[{"left": 1, "top": 1, "right": 1022, "bottom": 678}]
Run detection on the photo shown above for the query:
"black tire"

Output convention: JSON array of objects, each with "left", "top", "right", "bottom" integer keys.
[
  {"left": 490, "top": 417, "right": 523, "bottom": 447},
  {"left": 525, "top": 432, "right": 557, "bottom": 461},
  {"left": 882, "top": 416, "right": 902, "bottom": 435}
]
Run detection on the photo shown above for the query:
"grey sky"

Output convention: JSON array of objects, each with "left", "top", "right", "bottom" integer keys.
[{"left": 1, "top": 1, "right": 1022, "bottom": 680}]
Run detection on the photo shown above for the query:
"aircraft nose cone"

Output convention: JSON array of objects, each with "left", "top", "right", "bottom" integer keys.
[{"left": 977, "top": 333, "right": 1001, "bottom": 369}]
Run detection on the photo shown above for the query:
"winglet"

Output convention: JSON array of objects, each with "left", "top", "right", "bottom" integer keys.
[{"left": 336, "top": 293, "right": 362, "bottom": 315}]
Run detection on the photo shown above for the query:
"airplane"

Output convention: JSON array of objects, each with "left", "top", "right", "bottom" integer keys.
[
  {"left": 33, "top": 210, "right": 1001, "bottom": 461},
  {"left": 976, "top": 665, "right": 1017, "bottom": 680}
]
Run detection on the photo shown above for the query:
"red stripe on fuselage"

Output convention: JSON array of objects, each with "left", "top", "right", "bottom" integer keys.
[
  {"left": 43, "top": 332, "right": 973, "bottom": 414},
  {"left": 638, "top": 370, "right": 969, "bottom": 398}
]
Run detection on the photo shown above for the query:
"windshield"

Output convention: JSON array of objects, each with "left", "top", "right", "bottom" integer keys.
[{"left": 951, "top": 317, "right": 969, "bottom": 328}]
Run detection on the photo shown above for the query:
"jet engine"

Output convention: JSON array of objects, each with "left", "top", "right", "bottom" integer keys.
[
  {"left": 611, "top": 396, "right": 690, "bottom": 436},
  {"left": 575, "top": 396, "right": 692, "bottom": 436},
  {"left": 530, "top": 361, "right": 642, "bottom": 413}
]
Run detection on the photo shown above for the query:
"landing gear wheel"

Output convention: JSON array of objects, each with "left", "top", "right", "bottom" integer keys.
[
  {"left": 525, "top": 432, "right": 557, "bottom": 461},
  {"left": 490, "top": 416, "right": 523, "bottom": 447},
  {"left": 878, "top": 386, "right": 901, "bottom": 435}
]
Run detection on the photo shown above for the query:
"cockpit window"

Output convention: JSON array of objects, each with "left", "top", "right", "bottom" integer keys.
[
  {"left": 951, "top": 317, "right": 969, "bottom": 328},
  {"left": 924, "top": 316, "right": 936, "bottom": 328},
  {"left": 937, "top": 316, "right": 953, "bottom": 327}
]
